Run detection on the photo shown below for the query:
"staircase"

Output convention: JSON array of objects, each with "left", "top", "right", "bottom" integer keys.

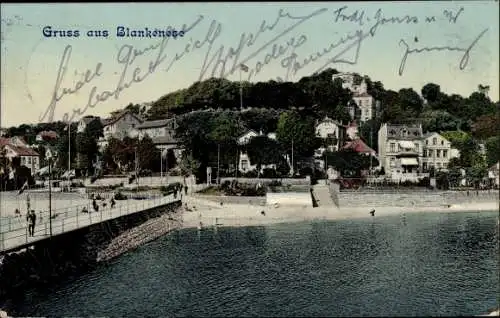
[{"left": 312, "top": 184, "right": 336, "bottom": 207}]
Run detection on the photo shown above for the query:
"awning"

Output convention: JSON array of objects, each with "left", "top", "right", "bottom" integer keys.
[
  {"left": 401, "top": 158, "right": 418, "bottom": 165},
  {"left": 398, "top": 141, "right": 415, "bottom": 149}
]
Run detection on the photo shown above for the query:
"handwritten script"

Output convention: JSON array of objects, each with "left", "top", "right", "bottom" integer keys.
[
  {"left": 37, "top": 5, "right": 489, "bottom": 123},
  {"left": 398, "top": 28, "right": 488, "bottom": 75}
]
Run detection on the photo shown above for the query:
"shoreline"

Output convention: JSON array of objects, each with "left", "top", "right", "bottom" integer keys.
[{"left": 181, "top": 198, "right": 499, "bottom": 229}]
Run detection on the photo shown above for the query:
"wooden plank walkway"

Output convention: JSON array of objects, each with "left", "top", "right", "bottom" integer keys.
[{"left": 0, "top": 194, "right": 179, "bottom": 254}]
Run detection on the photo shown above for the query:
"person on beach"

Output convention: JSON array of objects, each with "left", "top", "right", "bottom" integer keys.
[
  {"left": 110, "top": 197, "right": 116, "bottom": 209},
  {"left": 173, "top": 189, "right": 178, "bottom": 199},
  {"left": 92, "top": 199, "right": 99, "bottom": 212},
  {"left": 184, "top": 185, "right": 188, "bottom": 195},
  {"left": 27, "top": 210, "right": 36, "bottom": 237},
  {"left": 14, "top": 208, "right": 21, "bottom": 218}
]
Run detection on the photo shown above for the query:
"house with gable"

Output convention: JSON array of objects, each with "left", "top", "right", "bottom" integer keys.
[
  {"left": 237, "top": 129, "right": 279, "bottom": 173},
  {"left": 378, "top": 123, "right": 426, "bottom": 181},
  {"left": 332, "top": 72, "right": 380, "bottom": 122},
  {"left": 421, "top": 132, "right": 460, "bottom": 172},
  {"left": 97, "top": 110, "right": 145, "bottom": 150},
  {"left": 0, "top": 137, "right": 40, "bottom": 175},
  {"left": 136, "top": 118, "right": 182, "bottom": 159}
]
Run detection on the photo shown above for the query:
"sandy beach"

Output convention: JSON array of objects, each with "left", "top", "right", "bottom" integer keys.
[{"left": 182, "top": 196, "right": 499, "bottom": 229}]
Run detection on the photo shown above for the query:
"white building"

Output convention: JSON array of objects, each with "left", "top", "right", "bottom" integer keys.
[
  {"left": 77, "top": 116, "right": 100, "bottom": 133},
  {"left": 332, "top": 73, "right": 378, "bottom": 122},
  {"left": 0, "top": 137, "right": 40, "bottom": 175},
  {"left": 136, "top": 118, "right": 182, "bottom": 159},
  {"left": 101, "top": 110, "right": 143, "bottom": 140},
  {"left": 315, "top": 117, "right": 347, "bottom": 155},
  {"left": 346, "top": 121, "right": 359, "bottom": 140},
  {"left": 421, "top": 132, "right": 460, "bottom": 171},
  {"left": 237, "top": 130, "right": 278, "bottom": 173},
  {"left": 488, "top": 162, "right": 499, "bottom": 187},
  {"left": 378, "top": 123, "right": 426, "bottom": 182},
  {"left": 97, "top": 111, "right": 144, "bottom": 150}
]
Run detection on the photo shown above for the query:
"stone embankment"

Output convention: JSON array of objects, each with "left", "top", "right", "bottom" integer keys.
[{"left": 96, "top": 208, "right": 183, "bottom": 262}]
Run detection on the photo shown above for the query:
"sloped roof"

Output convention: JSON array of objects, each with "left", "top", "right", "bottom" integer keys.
[
  {"left": 81, "top": 116, "right": 100, "bottom": 125},
  {"left": 5, "top": 144, "right": 39, "bottom": 156},
  {"left": 151, "top": 135, "right": 179, "bottom": 145},
  {"left": 386, "top": 124, "right": 422, "bottom": 140},
  {"left": 353, "top": 92, "right": 372, "bottom": 98},
  {"left": 342, "top": 138, "right": 375, "bottom": 154},
  {"left": 137, "top": 118, "right": 175, "bottom": 129},
  {"left": 102, "top": 110, "right": 144, "bottom": 127},
  {"left": 37, "top": 130, "right": 59, "bottom": 139}
]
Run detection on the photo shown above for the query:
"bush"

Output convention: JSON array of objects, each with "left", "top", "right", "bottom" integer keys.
[
  {"left": 243, "top": 170, "right": 258, "bottom": 178},
  {"left": 114, "top": 192, "right": 128, "bottom": 200},
  {"left": 160, "top": 182, "right": 182, "bottom": 195},
  {"left": 261, "top": 168, "right": 278, "bottom": 178}
]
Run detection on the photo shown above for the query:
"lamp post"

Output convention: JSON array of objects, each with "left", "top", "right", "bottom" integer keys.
[
  {"left": 46, "top": 148, "right": 53, "bottom": 237},
  {"left": 67, "top": 121, "right": 71, "bottom": 190}
]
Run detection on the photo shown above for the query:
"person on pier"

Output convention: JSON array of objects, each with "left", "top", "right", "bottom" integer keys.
[{"left": 26, "top": 210, "right": 36, "bottom": 237}]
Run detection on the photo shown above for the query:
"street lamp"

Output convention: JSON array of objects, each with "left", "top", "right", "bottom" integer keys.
[{"left": 46, "top": 148, "right": 53, "bottom": 236}]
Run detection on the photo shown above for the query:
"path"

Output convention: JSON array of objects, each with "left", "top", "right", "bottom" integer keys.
[{"left": 0, "top": 194, "right": 178, "bottom": 254}]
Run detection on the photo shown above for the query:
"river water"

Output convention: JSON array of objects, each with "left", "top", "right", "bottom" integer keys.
[{"left": 6, "top": 210, "right": 500, "bottom": 317}]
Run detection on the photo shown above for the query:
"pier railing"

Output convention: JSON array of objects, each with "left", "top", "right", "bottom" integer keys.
[{"left": 0, "top": 194, "right": 180, "bottom": 253}]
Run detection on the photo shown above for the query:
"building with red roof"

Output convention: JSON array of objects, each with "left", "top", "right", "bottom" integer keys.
[
  {"left": 341, "top": 138, "right": 376, "bottom": 156},
  {"left": 0, "top": 137, "right": 40, "bottom": 175},
  {"left": 36, "top": 130, "right": 59, "bottom": 142}
]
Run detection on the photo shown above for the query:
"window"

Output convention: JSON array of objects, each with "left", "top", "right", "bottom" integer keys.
[
  {"left": 390, "top": 143, "right": 395, "bottom": 152},
  {"left": 436, "top": 150, "right": 441, "bottom": 158},
  {"left": 390, "top": 157, "right": 396, "bottom": 167},
  {"left": 423, "top": 149, "right": 427, "bottom": 157},
  {"left": 415, "top": 144, "right": 419, "bottom": 151},
  {"left": 443, "top": 150, "right": 448, "bottom": 158},
  {"left": 241, "top": 159, "right": 249, "bottom": 171},
  {"left": 436, "top": 162, "right": 441, "bottom": 168},
  {"left": 441, "top": 140, "right": 444, "bottom": 145},
  {"left": 442, "top": 162, "right": 447, "bottom": 168},
  {"left": 433, "top": 137, "right": 437, "bottom": 145},
  {"left": 28, "top": 157, "right": 32, "bottom": 164},
  {"left": 428, "top": 149, "right": 433, "bottom": 157},
  {"left": 423, "top": 162, "right": 428, "bottom": 170},
  {"left": 426, "top": 140, "right": 428, "bottom": 145}
]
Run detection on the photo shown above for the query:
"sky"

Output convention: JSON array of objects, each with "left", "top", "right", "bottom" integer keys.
[{"left": 1, "top": 2, "right": 499, "bottom": 127}]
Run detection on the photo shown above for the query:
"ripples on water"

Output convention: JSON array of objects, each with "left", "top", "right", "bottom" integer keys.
[{"left": 10, "top": 211, "right": 500, "bottom": 317}]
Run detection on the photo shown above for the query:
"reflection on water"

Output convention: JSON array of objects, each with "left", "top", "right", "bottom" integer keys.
[{"left": 6, "top": 211, "right": 499, "bottom": 317}]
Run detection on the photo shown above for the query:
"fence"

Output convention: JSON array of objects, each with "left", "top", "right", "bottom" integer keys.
[{"left": 0, "top": 194, "right": 179, "bottom": 252}]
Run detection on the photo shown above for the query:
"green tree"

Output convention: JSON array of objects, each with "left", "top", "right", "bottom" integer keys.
[
  {"left": 485, "top": 136, "right": 500, "bottom": 167},
  {"left": 165, "top": 149, "right": 178, "bottom": 170},
  {"left": 471, "top": 114, "right": 499, "bottom": 140},
  {"left": 245, "top": 136, "right": 283, "bottom": 177},
  {"left": 276, "top": 111, "right": 321, "bottom": 168},
  {"left": 136, "top": 136, "right": 160, "bottom": 171},
  {"left": 421, "top": 83, "right": 441, "bottom": 103},
  {"left": 358, "top": 119, "right": 381, "bottom": 151}
]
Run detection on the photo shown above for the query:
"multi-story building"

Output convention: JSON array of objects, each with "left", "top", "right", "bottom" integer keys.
[
  {"left": 101, "top": 110, "right": 144, "bottom": 140},
  {"left": 77, "top": 115, "right": 101, "bottom": 133},
  {"left": 488, "top": 162, "right": 499, "bottom": 187},
  {"left": 97, "top": 110, "right": 144, "bottom": 150},
  {"left": 333, "top": 73, "right": 378, "bottom": 123},
  {"left": 378, "top": 123, "right": 425, "bottom": 181},
  {"left": 421, "top": 132, "right": 460, "bottom": 171},
  {"left": 237, "top": 130, "right": 279, "bottom": 173},
  {"left": 0, "top": 137, "right": 40, "bottom": 175},
  {"left": 378, "top": 124, "right": 461, "bottom": 181},
  {"left": 315, "top": 117, "right": 347, "bottom": 153},
  {"left": 136, "top": 118, "right": 182, "bottom": 159}
]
